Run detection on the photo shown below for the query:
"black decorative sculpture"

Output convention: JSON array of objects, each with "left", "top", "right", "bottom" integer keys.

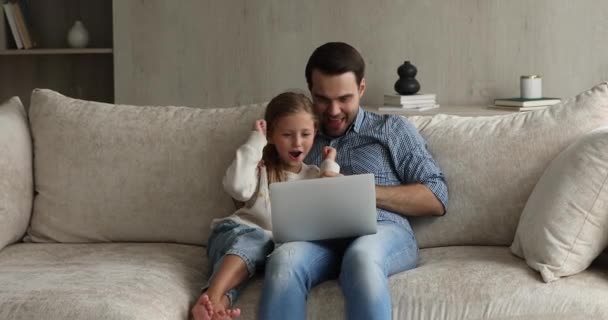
[{"left": 394, "top": 61, "right": 420, "bottom": 95}]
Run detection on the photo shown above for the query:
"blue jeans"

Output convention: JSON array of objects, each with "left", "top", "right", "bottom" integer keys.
[
  {"left": 205, "top": 219, "right": 274, "bottom": 306},
  {"left": 258, "top": 220, "right": 418, "bottom": 320}
]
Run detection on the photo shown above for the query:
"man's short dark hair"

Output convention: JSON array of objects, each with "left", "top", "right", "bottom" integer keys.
[{"left": 305, "top": 42, "right": 365, "bottom": 90}]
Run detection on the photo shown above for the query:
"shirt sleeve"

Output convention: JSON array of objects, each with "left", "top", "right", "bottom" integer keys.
[
  {"left": 386, "top": 116, "right": 449, "bottom": 211},
  {"left": 222, "top": 131, "right": 267, "bottom": 202}
]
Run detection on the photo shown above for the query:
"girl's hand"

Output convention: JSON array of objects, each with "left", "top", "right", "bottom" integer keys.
[
  {"left": 322, "top": 146, "right": 337, "bottom": 162},
  {"left": 253, "top": 119, "right": 267, "bottom": 136},
  {"left": 321, "top": 170, "right": 340, "bottom": 178}
]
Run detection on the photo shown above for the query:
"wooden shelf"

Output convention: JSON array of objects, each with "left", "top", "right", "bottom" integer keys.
[{"left": 0, "top": 48, "right": 113, "bottom": 55}]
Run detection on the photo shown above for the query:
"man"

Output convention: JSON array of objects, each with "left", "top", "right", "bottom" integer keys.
[{"left": 258, "top": 42, "right": 448, "bottom": 320}]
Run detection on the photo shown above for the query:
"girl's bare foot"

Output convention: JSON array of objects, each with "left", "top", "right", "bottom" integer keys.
[
  {"left": 213, "top": 307, "right": 241, "bottom": 320},
  {"left": 192, "top": 294, "right": 214, "bottom": 320},
  {"left": 193, "top": 292, "right": 241, "bottom": 320}
]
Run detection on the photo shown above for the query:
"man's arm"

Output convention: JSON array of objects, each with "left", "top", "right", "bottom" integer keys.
[
  {"left": 382, "top": 116, "right": 448, "bottom": 216},
  {"left": 376, "top": 184, "right": 445, "bottom": 217}
]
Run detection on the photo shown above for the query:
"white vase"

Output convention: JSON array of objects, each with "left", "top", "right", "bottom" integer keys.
[{"left": 67, "top": 20, "right": 89, "bottom": 48}]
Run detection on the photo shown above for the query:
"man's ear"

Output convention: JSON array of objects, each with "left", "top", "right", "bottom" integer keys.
[{"left": 358, "top": 78, "right": 366, "bottom": 98}]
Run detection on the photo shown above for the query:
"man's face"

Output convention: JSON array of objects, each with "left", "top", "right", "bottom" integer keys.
[{"left": 310, "top": 70, "right": 365, "bottom": 137}]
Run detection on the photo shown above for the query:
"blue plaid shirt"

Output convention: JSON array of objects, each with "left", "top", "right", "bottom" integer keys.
[{"left": 305, "top": 107, "right": 448, "bottom": 226}]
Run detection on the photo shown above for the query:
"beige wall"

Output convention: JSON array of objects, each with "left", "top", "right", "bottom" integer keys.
[{"left": 114, "top": 0, "right": 608, "bottom": 108}]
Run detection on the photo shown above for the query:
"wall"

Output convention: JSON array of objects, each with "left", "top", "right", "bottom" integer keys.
[{"left": 113, "top": 0, "right": 608, "bottom": 108}]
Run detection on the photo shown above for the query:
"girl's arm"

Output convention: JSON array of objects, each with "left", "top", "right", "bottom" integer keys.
[{"left": 222, "top": 130, "right": 267, "bottom": 201}]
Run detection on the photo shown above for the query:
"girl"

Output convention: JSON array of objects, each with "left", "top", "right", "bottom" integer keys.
[{"left": 191, "top": 92, "right": 339, "bottom": 320}]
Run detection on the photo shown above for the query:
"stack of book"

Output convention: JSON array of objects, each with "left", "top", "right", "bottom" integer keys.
[
  {"left": 488, "top": 97, "right": 561, "bottom": 112},
  {"left": 380, "top": 93, "right": 439, "bottom": 112},
  {"left": 2, "top": 0, "right": 35, "bottom": 49}
]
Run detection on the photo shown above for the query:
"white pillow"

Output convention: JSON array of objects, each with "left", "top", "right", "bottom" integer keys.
[
  {"left": 0, "top": 96, "right": 33, "bottom": 250},
  {"left": 511, "top": 126, "right": 608, "bottom": 282}
]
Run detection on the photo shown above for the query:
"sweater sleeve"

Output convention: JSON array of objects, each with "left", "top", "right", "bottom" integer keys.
[{"left": 222, "top": 131, "right": 267, "bottom": 201}]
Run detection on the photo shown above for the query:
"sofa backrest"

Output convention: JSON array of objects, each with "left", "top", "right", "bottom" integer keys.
[
  {"left": 408, "top": 82, "right": 608, "bottom": 248},
  {"left": 24, "top": 83, "right": 608, "bottom": 248},
  {"left": 0, "top": 97, "right": 33, "bottom": 251},
  {"left": 26, "top": 89, "right": 266, "bottom": 245}
]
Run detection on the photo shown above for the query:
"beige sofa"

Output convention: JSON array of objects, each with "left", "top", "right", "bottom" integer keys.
[{"left": 2, "top": 84, "right": 608, "bottom": 320}]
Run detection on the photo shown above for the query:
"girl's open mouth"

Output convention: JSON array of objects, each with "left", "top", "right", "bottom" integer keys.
[{"left": 288, "top": 151, "right": 303, "bottom": 159}]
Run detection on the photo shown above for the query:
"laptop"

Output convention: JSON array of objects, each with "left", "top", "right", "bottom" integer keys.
[{"left": 270, "top": 173, "right": 377, "bottom": 243}]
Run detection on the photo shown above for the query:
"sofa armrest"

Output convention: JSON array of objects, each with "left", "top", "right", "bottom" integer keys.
[{"left": 0, "top": 96, "right": 33, "bottom": 251}]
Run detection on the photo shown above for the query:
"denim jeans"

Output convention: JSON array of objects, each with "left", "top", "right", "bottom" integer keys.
[
  {"left": 205, "top": 219, "right": 274, "bottom": 306},
  {"left": 258, "top": 220, "right": 418, "bottom": 320}
]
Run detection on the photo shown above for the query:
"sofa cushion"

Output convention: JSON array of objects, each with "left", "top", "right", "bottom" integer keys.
[
  {"left": 233, "top": 246, "right": 608, "bottom": 319},
  {"left": 407, "top": 82, "right": 608, "bottom": 248},
  {"left": 0, "top": 97, "right": 33, "bottom": 251},
  {"left": 26, "top": 89, "right": 266, "bottom": 245},
  {"left": 0, "top": 243, "right": 205, "bottom": 320},
  {"left": 511, "top": 126, "right": 608, "bottom": 282}
]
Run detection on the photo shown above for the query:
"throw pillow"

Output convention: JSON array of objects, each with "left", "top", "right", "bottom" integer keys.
[
  {"left": 0, "top": 96, "right": 33, "bottom": 250},
  {"left": 510, "top": 126, "right": 608, "bottom": 282}
]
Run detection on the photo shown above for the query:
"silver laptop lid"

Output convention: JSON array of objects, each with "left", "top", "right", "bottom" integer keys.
[{"left": 270, "top": 173, "right": 377, "bottom": 243}]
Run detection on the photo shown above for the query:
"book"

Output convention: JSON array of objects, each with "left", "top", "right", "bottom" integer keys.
[
  {"left": 0, "top": 5, "right": 5, "bottom": 50},
  {"left": 2, "top": 2, "right": 23, "bottom": 49},
  {"left": 487, "top": 105, "right": 549, "bottom": 112},
  {"left": 384, "top": 93, "right": 437, "bottom": 104},
  {"left": 493, "top": 97, "right": 561, "bottom": 107},
  {"left": 379, "top": 104, "right": 440, "bottom": 112},
  {"left": 15, "top": 0, "right": 36, "bottom": 48},
  {"left": 382, "top": 102, "right": 437, "bottom": 109},
  {"left": 384, "top": 98, "right": 436, "bottom": 106},
  {"left": 12, "top": 2, "right": 32, "bottom": 49}
]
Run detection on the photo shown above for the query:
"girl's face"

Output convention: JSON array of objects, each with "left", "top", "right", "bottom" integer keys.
[{"left": 269, "top": 111, "right": 316, "bottom": 173}]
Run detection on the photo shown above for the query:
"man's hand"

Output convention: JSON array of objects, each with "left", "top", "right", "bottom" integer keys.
[
  {"left": 253, "top": 119, "right": 267, "bottom": 136},
  {"left": 322, "top": 146, "right": 337, "bottom": 162}
]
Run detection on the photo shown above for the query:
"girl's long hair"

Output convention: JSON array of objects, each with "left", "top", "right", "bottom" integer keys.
[{"left": 263, "top": 92, "right": 317, "bottom": 184}]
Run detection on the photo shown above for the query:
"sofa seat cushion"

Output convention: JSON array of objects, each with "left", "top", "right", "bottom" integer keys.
[
  {"left": 232, "top": 247, "right": 608, "bottom": 320},
  {"left": 0, "top": 243, "right": 206, "bottom": 320}
]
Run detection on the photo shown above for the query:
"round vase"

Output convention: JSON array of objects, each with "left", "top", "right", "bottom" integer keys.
[
  {"left": 397, "top": 61, "right": 417, "bottom": 78},
  {"left": 67, "top": 20, "right": 89, "bottom": 48},
  {"left": 394, "top": 61, "right": 421, "bottom": 95},
  {"left": 394, "top": 78, "right": 420, "bottom": 95}
]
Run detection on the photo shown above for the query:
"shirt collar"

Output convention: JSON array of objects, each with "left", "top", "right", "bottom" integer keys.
[{"left": 351, "top": 106, "right": 365, "bottom": 134}]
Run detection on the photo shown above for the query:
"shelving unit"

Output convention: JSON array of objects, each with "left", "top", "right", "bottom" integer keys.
[{"left": 0, "top": 0, "right": 113, "bottom": 108}]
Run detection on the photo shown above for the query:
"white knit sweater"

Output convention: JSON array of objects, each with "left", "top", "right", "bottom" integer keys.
[{"left": 212, "top": 131, "right": 339, "bottom": 236}]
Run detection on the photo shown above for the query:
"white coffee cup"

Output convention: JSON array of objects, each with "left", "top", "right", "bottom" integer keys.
[{"left": 521, "top": 75, "right": 542, "bottom": 99}]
